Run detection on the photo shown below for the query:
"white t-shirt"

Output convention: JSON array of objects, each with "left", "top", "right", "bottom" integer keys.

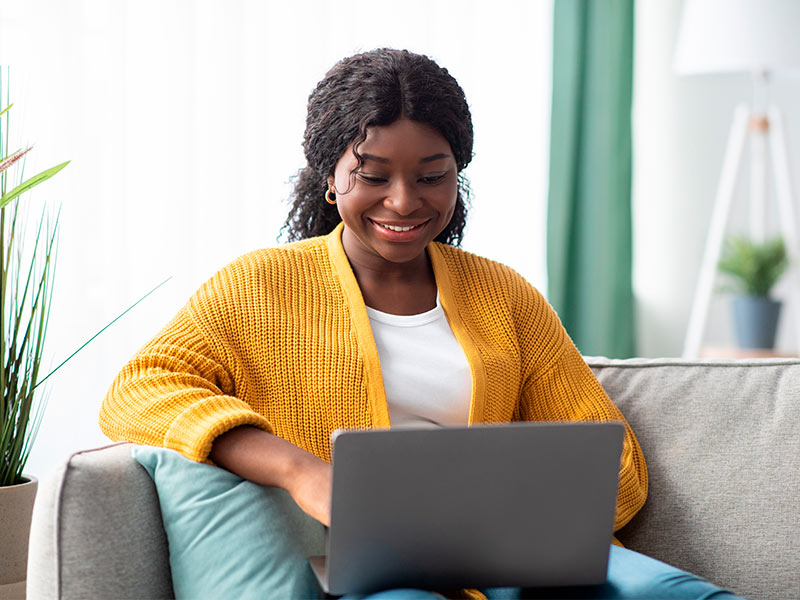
[{"left": 365, "top": 297, "right": 472, "bottom": 428}]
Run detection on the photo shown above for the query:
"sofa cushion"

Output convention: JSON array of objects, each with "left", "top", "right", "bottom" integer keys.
[
  {"left": 588, "top": 357, "right": 800, "bottom": 600},
  {"left": 133, "top": 446, "right": 326, "bottom": 600}
]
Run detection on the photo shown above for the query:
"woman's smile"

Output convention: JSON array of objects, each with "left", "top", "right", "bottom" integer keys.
[
  {"left": 327, "top": 118, "right": 458, "bottom": 272},
  {"left": 370, "top": 218, "right": 430, "bottom": 239}
]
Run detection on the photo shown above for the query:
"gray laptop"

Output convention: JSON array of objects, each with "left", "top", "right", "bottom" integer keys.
[{"left": 309, "top": 421, "right": 625, "bottom": 595}]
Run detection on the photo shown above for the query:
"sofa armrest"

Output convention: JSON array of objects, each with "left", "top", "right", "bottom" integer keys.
[{"left": 27, "top": 443, "right": 174, "bottom": 599}]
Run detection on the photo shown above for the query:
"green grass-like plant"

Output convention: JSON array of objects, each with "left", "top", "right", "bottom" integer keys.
[
  {"left": 718, "top": 235, "right": 789, "bottom": 298},
  {"left": 0, "top": 71, "right": 69, "bottom": 486}
]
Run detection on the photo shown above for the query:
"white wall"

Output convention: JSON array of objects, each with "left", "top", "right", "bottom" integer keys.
[
  {"left": 633, "top": 0, "right": 800, "bottom": 357},
  {"left": 0, "top": 0, "right": 553, "bottom": 478}
]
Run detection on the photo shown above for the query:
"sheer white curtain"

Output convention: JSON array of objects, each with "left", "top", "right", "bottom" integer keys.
[{"left": 0, "top": 0, "right": 552, "bottom": 475}]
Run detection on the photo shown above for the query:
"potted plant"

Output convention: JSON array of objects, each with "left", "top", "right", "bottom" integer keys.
[
  {"left": 717, "top": 234, "right": 789, "bottom": 349},
  {"left": 0, "top": 78, "right": 69, "bottom": 592}
]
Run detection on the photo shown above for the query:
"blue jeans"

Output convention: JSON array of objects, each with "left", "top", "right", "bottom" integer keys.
[{"left": 342, "top": 546, "right": 743, "bottom": 599}]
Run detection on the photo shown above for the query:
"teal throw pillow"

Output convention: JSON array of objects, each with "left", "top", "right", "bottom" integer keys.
[{"left": 132, "top": 446, "right": 326, "bottom": 600}]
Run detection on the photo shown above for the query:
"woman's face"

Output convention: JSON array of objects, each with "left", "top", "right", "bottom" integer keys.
[{"left": 327, "top": 118, "right": 458, "bottom": 271}]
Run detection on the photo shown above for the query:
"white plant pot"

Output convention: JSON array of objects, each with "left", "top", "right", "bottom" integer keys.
[{"left": 0, "top": 476, "right": 38, "bottom": 597}]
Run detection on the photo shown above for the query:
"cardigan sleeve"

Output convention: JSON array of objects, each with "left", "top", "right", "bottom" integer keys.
[
  {"left": 99, "top": 280, "right": 273, "bottom": 464},
  {"left": 515, "top": 290, "right": 648, "bottom": 533}
]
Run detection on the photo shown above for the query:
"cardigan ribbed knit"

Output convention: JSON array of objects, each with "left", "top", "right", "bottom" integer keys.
[{"left": 100, "top": 223, "right": 647, "bottom": 531}]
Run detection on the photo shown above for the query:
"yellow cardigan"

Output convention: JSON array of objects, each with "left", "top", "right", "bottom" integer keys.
[{"left": 100, "top": 223, "right": 647, "bottom": 532}]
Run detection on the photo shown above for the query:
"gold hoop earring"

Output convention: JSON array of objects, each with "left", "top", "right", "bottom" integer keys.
[{"left": 325, "top": 188, "right": 337, "bottom": 205}]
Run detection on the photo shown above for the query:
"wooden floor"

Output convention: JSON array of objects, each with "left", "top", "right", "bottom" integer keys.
[{"left": 700, "top": 346, "right": 799, "bottom": 359}]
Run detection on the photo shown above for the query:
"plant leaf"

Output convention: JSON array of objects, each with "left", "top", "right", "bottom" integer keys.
[
  {"left": 718, "top": 235, "right": 788, "bottom": 296},
  {"left": 0, "top": 160, "right": 70, "bottom": 209},
  {"left": 35, "top": 276, "right": 172, "bottom": 389},
  {"left": 0, "top": 103, "right": 11, "bottom": 118}
]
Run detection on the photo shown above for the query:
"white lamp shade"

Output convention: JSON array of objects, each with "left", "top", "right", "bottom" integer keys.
[{"left": 674, "top": 0, "right": 800, "bottom": 75}]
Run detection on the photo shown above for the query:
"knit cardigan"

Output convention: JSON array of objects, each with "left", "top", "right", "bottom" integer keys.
[{"left": 100, "top": 223, "right": 647, "bottom": 531}]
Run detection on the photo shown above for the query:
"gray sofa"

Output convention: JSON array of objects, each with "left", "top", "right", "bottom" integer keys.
[{"left": 27, "top": 357, "right": 800, "bottom": 599}]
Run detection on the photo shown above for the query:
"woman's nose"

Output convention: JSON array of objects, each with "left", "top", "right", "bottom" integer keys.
[{"left": 384, "top": 181, "right": 422, "bottom": 215}]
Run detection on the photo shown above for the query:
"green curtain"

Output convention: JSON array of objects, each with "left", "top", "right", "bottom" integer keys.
[{"left": 547, "top": 0, "right": 635, "bottom": 358}]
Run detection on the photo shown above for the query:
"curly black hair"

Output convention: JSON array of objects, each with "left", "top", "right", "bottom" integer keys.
[{"left": 281, "top": 48, "right": 474, "bottom": 246}]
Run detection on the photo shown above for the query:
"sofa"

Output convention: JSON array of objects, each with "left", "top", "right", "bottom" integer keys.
[{"left": 26, "top": 357, "right": 800, "bottom": 599}]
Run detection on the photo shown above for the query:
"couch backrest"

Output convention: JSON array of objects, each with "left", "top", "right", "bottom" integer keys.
[
  {"left": 589, "top": 357, "right": 800, "bottom": 600},
  {"left": 27, "top": 443, "right": 173, "bottom": 599}
]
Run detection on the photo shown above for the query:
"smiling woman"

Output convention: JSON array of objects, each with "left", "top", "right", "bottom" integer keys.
[{"left": 99, "top": 47, "right": 653, "bottom": 600}]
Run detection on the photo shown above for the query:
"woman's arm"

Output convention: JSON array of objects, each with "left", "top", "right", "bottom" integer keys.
[
  {"left": 104, "top": 305, "right": 333, "bottom": 524},
  {"left": 520, "top": 341, "right": 648, "bottom": 532},
  {"left": 100, "top": 299, "right": 272, "bottom": 462},
  {"left": 102, "top": 252, "right": 335, "bottom": 525},
  {"left": 508, "top": 279, "right": 648, "bottom": 531},
  {"left": 210, "top": 426, "right": 333, "bottom": 526}
]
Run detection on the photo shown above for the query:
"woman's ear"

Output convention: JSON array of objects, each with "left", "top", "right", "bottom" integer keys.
[{"left": 326, "top": 175, "right": 335, "bottom": 191}]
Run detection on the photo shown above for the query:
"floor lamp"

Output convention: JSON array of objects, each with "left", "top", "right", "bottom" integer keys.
[{"left": 674, "top": 0, "right": 800, "bottom": 358}]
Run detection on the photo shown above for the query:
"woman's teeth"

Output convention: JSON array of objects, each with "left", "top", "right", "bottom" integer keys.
[{"left": 378, "top": 223, "right": 421, "bottom": 232}]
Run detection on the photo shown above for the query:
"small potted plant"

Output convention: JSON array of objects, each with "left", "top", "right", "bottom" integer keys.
[{"left": 717, "top": 234, "right": 789, "bottom": 349}]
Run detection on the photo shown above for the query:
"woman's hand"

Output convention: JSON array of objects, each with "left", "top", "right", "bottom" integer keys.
[{"left": 210, "top": 425, "right": 332, "bottom": 525}]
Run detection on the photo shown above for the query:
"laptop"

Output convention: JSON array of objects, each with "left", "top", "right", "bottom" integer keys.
[{"left": 309, "top": 421, "right": 625, "bottom": 595}]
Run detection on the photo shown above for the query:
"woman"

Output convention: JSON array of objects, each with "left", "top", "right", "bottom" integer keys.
[{"left": 101, "top": 48, "right": 738, "bottom": 599}]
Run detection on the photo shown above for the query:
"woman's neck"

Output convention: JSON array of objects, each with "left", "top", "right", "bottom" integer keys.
[{"left": 346, "top": 252, "right": 438, "bottom": 316}]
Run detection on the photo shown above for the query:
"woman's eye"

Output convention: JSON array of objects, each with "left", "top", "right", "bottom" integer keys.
[
  {"left": 419, "top": 174, "right": 446, "bottom": 184},
  {"left": 357, "top": 174, "right": 386, "bottom": 184}
]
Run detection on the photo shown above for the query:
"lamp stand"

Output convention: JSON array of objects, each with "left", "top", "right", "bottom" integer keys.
[{"left": 682, "top": 104, "right": 800, "bottom": 358}]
